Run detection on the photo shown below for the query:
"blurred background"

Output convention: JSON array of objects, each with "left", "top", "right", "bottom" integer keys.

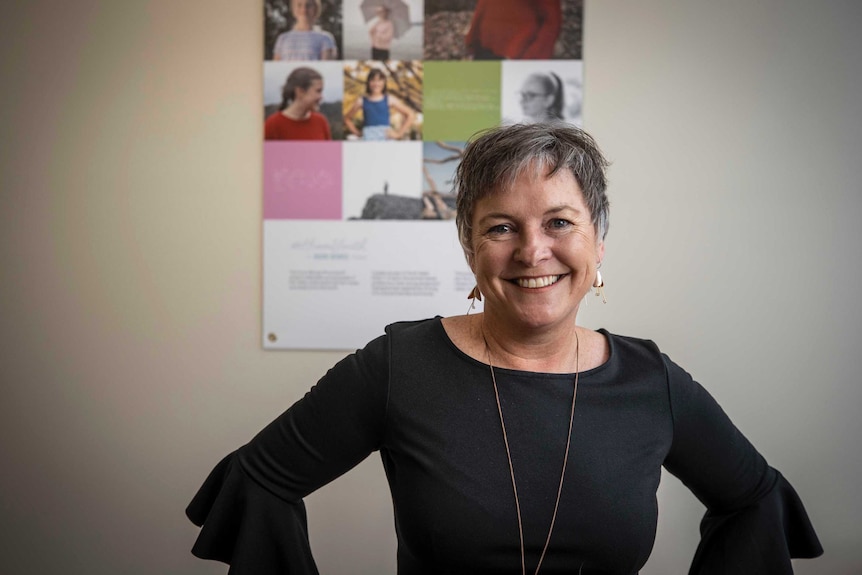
[{"left": 1, "top": 0, "right": 860, "bottom": 573}]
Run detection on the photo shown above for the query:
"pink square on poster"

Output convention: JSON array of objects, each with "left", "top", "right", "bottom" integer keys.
[{"left": 264, "top": 142, "right": 342, "bottom": 220}]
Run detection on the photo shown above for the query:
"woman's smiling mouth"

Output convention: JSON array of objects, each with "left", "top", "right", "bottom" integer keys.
[{"left": 513, "top": 274, "right": 565, "bottom": 288}]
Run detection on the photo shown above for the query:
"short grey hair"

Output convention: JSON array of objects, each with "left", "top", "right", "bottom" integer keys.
[{"left": 454, "top": 123, "right": 610, "bottom": 264}]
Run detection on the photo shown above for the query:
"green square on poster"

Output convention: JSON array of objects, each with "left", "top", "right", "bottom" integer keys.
[{"left": 423, "top": 61, "right": 501, "bottom": 141}]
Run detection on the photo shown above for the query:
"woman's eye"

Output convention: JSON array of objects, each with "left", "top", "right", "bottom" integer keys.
[
  {"left": 548, "top": 218, "right": 573, "bottom": 230},
  {"left": 487, "top": 224, "right": 512, "bottom": 235}
]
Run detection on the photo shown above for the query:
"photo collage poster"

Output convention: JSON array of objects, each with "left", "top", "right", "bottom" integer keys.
[{"left": 263, "top": 0, "right": 584, "bottom": 349}]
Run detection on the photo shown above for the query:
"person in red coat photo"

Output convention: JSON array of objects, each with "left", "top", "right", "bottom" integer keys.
[{"left": 465, "top": 0, "right": 562, "bottom": 60}]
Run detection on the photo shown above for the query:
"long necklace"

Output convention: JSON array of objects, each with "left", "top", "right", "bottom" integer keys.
[{"left": 483, "top": 329, "right": 580, "bottom": 575}]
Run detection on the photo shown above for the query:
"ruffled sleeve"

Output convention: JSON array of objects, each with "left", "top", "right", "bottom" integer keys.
[
  {"left": 689, "top": 471, "right": 822, "bottom": 574},
  {"left": 661, "top": 356, "right": 823, "bottom": 574},
  {"left": 186, "top": 333, "right": 391, "bottom": 573},
  {"left": 186, "top": 451, "right": 318, "bottom": 574}
]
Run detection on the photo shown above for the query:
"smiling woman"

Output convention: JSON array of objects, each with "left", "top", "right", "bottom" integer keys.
[
  {"left": 467, "top": 168, "right": 602, "bottom": 338},
  {"left": 187, "top": 123, "right": 822, "bottom": 574}
]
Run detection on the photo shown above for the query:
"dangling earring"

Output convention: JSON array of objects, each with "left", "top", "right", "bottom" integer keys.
[
  {"left": 593, "top": 269, "right": 607, "bottom": 304},
  {"left": 467, "top": 285, "right": 482, "bottom": 314}
]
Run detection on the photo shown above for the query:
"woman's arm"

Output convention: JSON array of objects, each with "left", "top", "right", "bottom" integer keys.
[
  {"left": 187, "top": 335, "right": 391, "bottom": 571},
  {"left": 662, "top": 356, "right": 822, "bottom": 573},
  {"left": 239, "top": 343, "right": 388, "bottom": 498},
  {"left": 387, "top": 95, "right": 415, "bottom": 140},
  {"left": 463, "top": 0, "right": 488, "bottom": 57},
  {"left": 521, "top": 0, "right": 561, "bottom": 59},
  {"left": 320, "top": 31, "right": 338, "bottom": 60},
  {"left": 343, "top": 97, "right": 363, "bottom": 137}
]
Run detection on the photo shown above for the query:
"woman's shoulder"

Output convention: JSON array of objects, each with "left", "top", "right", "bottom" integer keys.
[
  {"left": 385, "top": 316, "right": 444, "bottom": 338},
  {"left": 601, "top": 329, "right": 659, "bottom": 348},
  {"left": 598, "top": 329, "right": 676, "bottom": 383},
  {"left": 601, "top": 329, "right": 663, "bottom": 359},
  {"left": 381, "top": 317, "right": 457, "bottom": 364}
]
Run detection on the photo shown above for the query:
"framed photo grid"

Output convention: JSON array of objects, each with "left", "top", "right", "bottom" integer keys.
[{"left": 263, "top": 0, "right": 584, "bottom": 349}]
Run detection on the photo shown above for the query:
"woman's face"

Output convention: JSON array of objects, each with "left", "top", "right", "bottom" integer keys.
[
  {"left": 519, "top": 77, "right": 554, "bottom": 121},
  {"left": 296, "top": 79, "right": 324, "bottom": 111},
  {"left": 368, "top": 74, "right": 386, "bottom": 95},
  {"left": 470, "top": 166, "right": 603, "bottom": 332},
  {"left": 291, "top": 0, "right": 318, "bottom": 21}
]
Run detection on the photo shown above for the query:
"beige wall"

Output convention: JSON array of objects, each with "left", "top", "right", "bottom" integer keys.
[{"left": 1, "top": 0, "right": 860, "bottom": 573}]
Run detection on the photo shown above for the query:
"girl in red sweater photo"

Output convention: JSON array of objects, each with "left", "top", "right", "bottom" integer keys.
[{"left": 265, "top": 66, "right": 333, "bottom": 141}]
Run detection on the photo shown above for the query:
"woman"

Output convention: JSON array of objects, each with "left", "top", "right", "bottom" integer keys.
[
  {"left": 344, "top": 68, "right": 415, "bottom": 141},
  {"left": 272, "top": 0, "right": 337, "bottom": 61},
  {"left": 264, "top": 67, "right": 332, "bottom": 141},
  {"left": 519, "top": 71, "right": 564, "bottom": 123},
  {"left": 465, "top": 0, "right": 561, "bottom": 60},
  {"left": 187, "top": 123, "right": 822, "bottom": 573},
  {"left": 369, "top": 5, "right": 394, "bottom": 60}
]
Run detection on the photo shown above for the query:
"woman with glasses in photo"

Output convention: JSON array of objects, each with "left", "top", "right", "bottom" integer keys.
[{"left": 519, "top": 71, "right": 564, "bottom": 124}]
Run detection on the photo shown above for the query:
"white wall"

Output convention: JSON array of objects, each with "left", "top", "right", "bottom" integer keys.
[{"left": 1, "top": 1, "right": 859, "bottom": 573}]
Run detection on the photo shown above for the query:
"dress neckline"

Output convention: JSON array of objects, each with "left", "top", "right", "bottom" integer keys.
[{"left": 433, "top": 316, "right": 614, "bottom": 379}]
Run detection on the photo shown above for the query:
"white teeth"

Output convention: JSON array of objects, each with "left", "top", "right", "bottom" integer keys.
[{"left": 516, "top": 275, "right": 560, "bottom": 288}]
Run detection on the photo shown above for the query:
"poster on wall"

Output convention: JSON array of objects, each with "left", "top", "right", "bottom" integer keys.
[{"left": 263, "top": 0, "right": 584, "bottom": 349}]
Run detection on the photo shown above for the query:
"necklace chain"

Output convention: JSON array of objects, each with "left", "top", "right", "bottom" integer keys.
[{"left": 483, "top": 330, "right": 580, "bottom": 575}]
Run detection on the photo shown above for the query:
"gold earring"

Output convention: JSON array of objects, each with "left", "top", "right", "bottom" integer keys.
[
  {"left": 467, "top": 285, "right": 482, "bottom": 314},
  {"left": 593, "top": 270, "right": 607, "bottom": 304}
]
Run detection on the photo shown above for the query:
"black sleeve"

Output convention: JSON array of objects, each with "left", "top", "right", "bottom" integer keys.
[
  {"left": 661, "top": 355, "right": 823, "bottom": 575},
  {"left": 186, "top": 333, "right": 391, "bottom": 574}
]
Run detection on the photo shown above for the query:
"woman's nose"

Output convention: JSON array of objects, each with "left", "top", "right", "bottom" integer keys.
[{"left": 514, "top": 229, "right": 551, "bottom": 267}]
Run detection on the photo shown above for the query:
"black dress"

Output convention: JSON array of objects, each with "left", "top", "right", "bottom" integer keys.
[{"left": 187, "top": 318, "right": 822, "bottom": 574}]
